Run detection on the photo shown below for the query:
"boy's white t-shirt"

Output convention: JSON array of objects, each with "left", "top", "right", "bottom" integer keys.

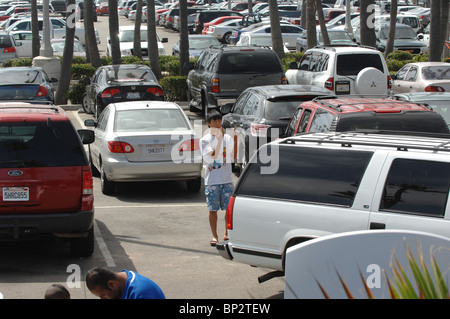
[{"left": 200, "top": 133, "right": 234, "bottom": 186}]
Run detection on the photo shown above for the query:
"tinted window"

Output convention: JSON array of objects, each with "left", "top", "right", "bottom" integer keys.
[
  {"left": 336, "top": 54, "right": 384, "bottom": 75},
  {"left": 308, "top": 109, "right": 335, "bottom": 132},
  {"left": 265, "top": 97, "right": 314, "bottom": 121},
  {"left": 0, "top": 35, "right": 13, "bottom": 47},
  {"left": 218, "top": 51, "right": 281, "bottom": 74},
  {"left": 237, "top": 146, "right": 373, "bottom": 206},
  {"left": 0, "top": 121, "right": 86, "bottom": 168},
  {"left": 380, "top": 159, "right": 450, "bottom": 217}
]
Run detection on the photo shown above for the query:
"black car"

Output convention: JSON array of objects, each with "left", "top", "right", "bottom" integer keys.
[
  {"left": 82, "top": 64, "right": 164, "bottom": 119},
  {"left": 76, "top": 0, "right": 98, "bottom": 22},
  {"left": 220, "top": 84, "right": 332, "bottom": 174},
  {"left": 192, "top": 10, "right": 243, "bottom": 34},
  {"left": 0, "top": 66, "right": 57, "bottom": 103}
]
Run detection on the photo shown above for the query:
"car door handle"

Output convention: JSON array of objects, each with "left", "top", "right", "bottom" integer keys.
[{"left": 370, "top": 222, "right": 386, "bottom": 230}]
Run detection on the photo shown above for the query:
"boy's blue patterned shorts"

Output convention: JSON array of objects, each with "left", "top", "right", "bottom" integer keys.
[{"left": 205, "top": 183, "right": 234, "bottom": 211}]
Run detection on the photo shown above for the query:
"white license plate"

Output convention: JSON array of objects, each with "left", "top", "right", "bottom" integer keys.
[
  {"left": 147, "top": 144, "right": 166, "bottom": 154},
  {"left": 336, "top": 83, "right": 350, "bottom": 93},
  {"left": 3, "top": 187, "right": 29, "bottom": 201},
  {"left": 127, "top": 92, "right": 140, "bottom": 99}
]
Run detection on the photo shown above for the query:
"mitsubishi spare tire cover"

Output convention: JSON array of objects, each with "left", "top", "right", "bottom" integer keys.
[{"left": 355, "top": 67, "right": 387, "bottom": 95}]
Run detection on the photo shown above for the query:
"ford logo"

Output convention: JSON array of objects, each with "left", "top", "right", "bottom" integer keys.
[{"left": 8, "top": 170, "right": 23, "bottom": 176}]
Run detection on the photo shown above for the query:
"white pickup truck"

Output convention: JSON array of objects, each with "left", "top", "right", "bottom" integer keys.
[{"left": 5, "top": 17, "right": 100, "bottom": 46}]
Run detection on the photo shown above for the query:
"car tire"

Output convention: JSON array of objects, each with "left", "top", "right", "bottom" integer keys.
[
  {"left": 70, "top": 226, "right": 94, "bottom": 257},
  {"left": 186, "top": 177, "right": 201, "bottom": 192},
  {"left": 101, "top": 163, "right": 115, "bottom": 195},
  {"left": 81, "top": 93, "right": 92, "bottom": 114},
  {"left": 222, "top": 32, "right": 231, "bottom": 44}
]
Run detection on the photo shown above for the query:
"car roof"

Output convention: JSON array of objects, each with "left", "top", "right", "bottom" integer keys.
[
  {"left": 395, "top": 92, "right": 450, "bottom": 101},
  {"left": 309, "top": 45, "right": 381, "bottom": 54},
  {"left": 0, "top": 102, "right": 68, "bottom": 121},
  {"left": 110, "top": 101, "right": 182, "bottom": 111},
  {"left": 402, "top": 61, "right": 450, "bottom": 68},
  {"left": 247, "top": 84, "right": 332, "bottom": 98},
  {"left": 302, "top": 97, "right": 433, "bottom": 114}
]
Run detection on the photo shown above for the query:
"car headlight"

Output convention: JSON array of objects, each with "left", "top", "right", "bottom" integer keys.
[
  {"left": 159, "top": 48, "right": 166, "bottom": 55},
  {"left": 121, "top": 49, "right": 132, "bottom": 56}
]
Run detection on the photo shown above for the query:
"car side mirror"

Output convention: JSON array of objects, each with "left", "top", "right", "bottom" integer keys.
[
  {"left": 77, "top": 129, "right": 94, "bottom": 144},
  {"left": 82, "top": 77, "right": 91, "bottom": 85},
  {"left": 183, "top": 61, "right": 194, "bottom": 70},
  {"left": 289, "top": 61, "right": 297, "bottom": 69},
  {"left": 161, "top": 37, "right": 168, "bottom": 43},
  {"left": 16, "top": 41, "right": 22, "bottom": 46},
  {"left": 50, "top": 78, "right": 58, "bottom": 83},
  {"left": 391, "top": 74, "right": 397, "bottom": 80},
  {"left": 219, "top": 103, "right": 233, "bottom": 115},
  {"left": 417, "top": 34, "right": 423, "bottom": 40},
  {"left": 84, "top": 119, "right": 97, "bottom": 127}
]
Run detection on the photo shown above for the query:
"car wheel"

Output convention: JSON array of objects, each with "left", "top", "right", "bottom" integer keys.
[
  {"left": 222, "top": 32, "right": 231, "bottom": 44},
  {"left": 186, "top": 177, "right": 201, "bottom": 192},
  {"left": 70, "top": 226, "right": 94, "bottom": 257},
  {"left": 101, "top": 163, "right": 115, "bottom": 195},
  {"left": 81, "top": 93, "right": 92, "bottom": 114}
]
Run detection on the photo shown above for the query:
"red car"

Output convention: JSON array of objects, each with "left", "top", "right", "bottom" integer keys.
[
  {"left": 98, "top": 2, "right": 108, "bottom": 15},
  {"left": 201, "top": 15, "right": 242, "bottom": 35}
]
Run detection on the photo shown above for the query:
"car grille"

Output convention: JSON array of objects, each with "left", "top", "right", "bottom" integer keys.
[
  {"left": 130, "top": 49, "right": 149, "bottom": 57},
  {"left": 396, "top": 47, "right": 421, "bottom": 54}
]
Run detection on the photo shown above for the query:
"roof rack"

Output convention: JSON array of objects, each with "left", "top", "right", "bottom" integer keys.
[
  {"left": 314, "top": 44, "right": 377, "bottom": 51},
  {"left": 279, "top": 132, "right": 450, "bottom": 153}
]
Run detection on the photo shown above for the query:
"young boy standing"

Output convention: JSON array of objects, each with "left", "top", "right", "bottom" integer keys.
[{"left": 200, "top": 110, "right": 237, "bottom": 246}]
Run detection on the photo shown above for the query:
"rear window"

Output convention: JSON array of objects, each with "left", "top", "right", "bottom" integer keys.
[
  {"left": 236, "top": 145, "right": 373, "bottom": 206},
  {"left": 0, "top": 121, "right": 87, "bottom": 168},
  {"left": 264, "top": 97, "right": 315, "bottom": 121},
  {"left": 0, "top": 35, "right": 13, "bottom": 48},
  {"left": 336, "top": 53, "right": 384, "bottom": 76},
  {"left": 336, "top": 111, "right": 450, "bottom": 134},
  {"left": 0, "top": 69, "right": 46, "bottom": 84},
  {"left": 218, "top": 51, "right": 282, "bottom": 74}
]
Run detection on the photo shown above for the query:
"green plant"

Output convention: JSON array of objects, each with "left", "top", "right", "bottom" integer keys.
[
  {"left": 159, "top": 75, "right": 187, "bottom": 101},
  {"left": 387, "top": 50, "right": 414, "bottom": 61}
]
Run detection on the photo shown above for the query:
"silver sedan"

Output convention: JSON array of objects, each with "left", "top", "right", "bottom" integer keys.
[{"left": 85, "top": 101, "right": 203, "bottom": 195}]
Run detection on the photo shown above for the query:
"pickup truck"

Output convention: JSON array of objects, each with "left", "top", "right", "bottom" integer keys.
[{"left": 5, "top": 17, "right": 100, "bottom": 46}]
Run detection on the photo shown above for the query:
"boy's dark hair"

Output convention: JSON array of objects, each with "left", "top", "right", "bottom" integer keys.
[
  {"left": 206, "top": 110, "right": 222, "bottom": 123},
  {"left": 44, "top": 284, "right": 70, "bottom": 299},
  {"left": 85, "top": 267, "right": 117, "bottom": 291}
]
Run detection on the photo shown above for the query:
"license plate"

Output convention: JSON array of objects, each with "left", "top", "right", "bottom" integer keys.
[
  {"left": 127, "top": 92, "right": 140, "bottom": 99},
  {"left": 147, "top": 144, "right": 166, "bottom": 154},
  {"left": 3, "top": 187, "right": 29, "bottom": 201},
  {"left": 335, "top": 82, "right": 350, "bottom": 93}
]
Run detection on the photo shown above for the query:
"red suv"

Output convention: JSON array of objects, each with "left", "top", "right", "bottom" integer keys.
[
  {"left": 0, "top": 102, "right": 95, "bottom": 257},
  {"left": 283, "top": 96, "right": 450, "bottom": 137}
]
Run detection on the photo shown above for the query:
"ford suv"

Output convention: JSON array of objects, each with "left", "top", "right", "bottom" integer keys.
[
  {"left": 185, "top": 45, "right": 287, "bottom": 119},
  {"left": 217, "top": 132, "right": 450, "bottom": 281},
  {"left": 285, "top": 45, "right": 391, "bottom": 96},
  {"left": 0, "top": 102, "right": 95, "bottom": 257}
]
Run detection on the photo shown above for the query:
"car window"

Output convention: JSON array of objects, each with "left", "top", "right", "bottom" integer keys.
[
  {"left": 115, "top": 109, "right": 190, "bottom": 132},
  {"left": 395, "top": 65, "right": 410, "bottom": 80},
  {"left": 265, "top": 99, "right": 306, "bottom": 121},
  {"left": 308, "top": 109, "right": 335, "bottom": 133},
  {"left": 97, "top": 107, "right": 110, "bottom": 131},
  {"left": 0, "top": 35, "right": 13, "bottom": 48},
  {"left": 405, "top": 66, "right": 417, "bottom": 81},
  {"left": 238, "top": 145, "right": 373, "bottom": 207},
  {"left": 422, "top": 65, "right": 450, "bottom": 80},
  {"left": 299, "top": 53, "right": 311, "bottom": 70},
  {"left": 232, "top": 92, "right": 249, "bottom": 115},
  {"left": 380, "top": 159, "right": 450, "bottom": 217},
  {"left": 242, "top": 93, "right": 260, "bottom": 116},
  {"left": 218, "top": 51, "right": 282, "bottom": 74},
  {"left": 0, "top": 121, "right": 86, "bottom": 168},
  {"left": 205, "top": 51, "right": 218, "bottom": 72},
  {"left": 285, "top": 107, "right": 302, "bottom": 136},
  {"left": 336, "top": 53, "right": 384, "bottom": 75},
  {"left": 297, "top": 108, "right": 312, "bottom": 133},
  {"left": 51, "top": 18, "right": 65, "bottom": 29}
]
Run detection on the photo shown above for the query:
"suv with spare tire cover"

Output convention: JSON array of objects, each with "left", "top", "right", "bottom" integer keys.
[{"left": 0, "top": 102, "right": 95, "bottom": 257}]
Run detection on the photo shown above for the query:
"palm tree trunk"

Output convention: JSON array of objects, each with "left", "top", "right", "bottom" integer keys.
[
  {"left": 55, "top": 0, "right": 75, "bottom": 105},
  {"left": 359, "top": 0, "right": 376, "bottom": 48},
  {"left": 306, "top": 0, "right": 317, "bottom": 49},
  {"left": 429, "top": 0, "right": 441, "bottom": 61},
  {"left": 109, "top": 0, "right": 121, "bottom": 64},
  {"left": 84, "top": 0, "right": 101, "bottom": 67},
  {"left": 179, "top": 0, "right": 189, "bottom": 76},
  {"left": 268, "top": 0, "right": 284, "bottom": 59},
  {"left": 315, "top": 0, "right": 329, "bottom": 45},
  {"left": 439, "top": 0, "right": 449, "bottom": 57},
  {"left": 384, "top": 0, "right": 397, "bottom": 58},
  {"left": 31, "top": 0, "right": 39, "bottom": 57},
  {"left": 147, "top": 0, "right": 162, "bottom": 79},
  {"left": 133, "top": 0, "right": 143, "bottom": 59}
]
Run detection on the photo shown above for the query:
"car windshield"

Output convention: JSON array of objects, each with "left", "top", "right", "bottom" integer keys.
[
  {"left": 119, "top": 30, "right": 160, "bottom": 42},
  {"left": 106, "top": 67, "right": 158, "bottom": 83},
  {"left": 422, "top": 66, "right": 450, "bottom": 80},
  {"left": 0, "top": 69, "right": 45, "bottom": 84},
  {"left": 51, "top": 41, "right": 85, "bottom": 52},
  {"left": 336, "top": 54, "right": 384, "bottom": 76},
  {"left": 379, "top": 26, "right": 416, "bottom": 39},
  {"left": 189, "top": 38, "right": 219, "bottom": 50},
  {"left": 319, "top": 31, "right": 353, "bottom": 43},
  {"left": 249, "top": 36, "right": 272, "bottom": 47},
  {"left": 115, "top": 109, "right": 190, "bottom": 132},
  {"left": 218, "top": 51, "right": 281, "bottom": 74}
]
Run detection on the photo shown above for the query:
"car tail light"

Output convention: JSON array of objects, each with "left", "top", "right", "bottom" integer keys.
[
  {"left": 108, "top": 141, "right": 134, "bottom": 153},
  {"left": 3, "top": 46, "right": 16, "bottom": 53},
  {"left": 212, "top": 78, "right": 219, "bottom": 93},
  {"left": 146, "top": 87, "right": 164, "bottom": 97},
  {"left": 81, "top": 167, "right": 93, "bottom": 211},
  {"left": 179, "top": 138, "right": 200, "bottom": 152},
  {"left": 425, "top": 85, "right": 445, "bottom": 92},
  {"left": 36, "top": 85, "right": 48, "bottom": 97},
  {"left": 251, "top": 123, "right": 270, "bottom": 137},
  {"left": 101, "top": 88, "right": 120, "bottom": 98},
  {"left": 387, "top": 75, "right": 392, "bottom": 90},
  {"left": 226, "top": 195, "right": 235, "bottom": 230},
  {"left": 325, "top": 77, "right": 334, "bottom": 91},
  {"left": 282, "top": 75, "right": 287, "bottom": 84},
  {"left": 210, "top": 26, "right": 215, "bottom": 32}
]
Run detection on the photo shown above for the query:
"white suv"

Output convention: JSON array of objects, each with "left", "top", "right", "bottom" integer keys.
[
  {"left": 217, "top": 132, "right": 450, "bottom": 279},
  {"left": 285, "top": 45, "right": 391, "bottom": 96}
]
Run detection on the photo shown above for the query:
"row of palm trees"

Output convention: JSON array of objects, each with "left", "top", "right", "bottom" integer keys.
[{"left": 25, "top": 0, "right": 449, "bottom": 104}]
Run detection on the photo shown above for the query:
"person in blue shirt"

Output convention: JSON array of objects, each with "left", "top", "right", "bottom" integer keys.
[{"left": 86, "top": 267, "right": 165, "bottom": 299}]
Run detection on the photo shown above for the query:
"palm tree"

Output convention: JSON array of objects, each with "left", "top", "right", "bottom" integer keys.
[
  {"left": 306, "top": 0, "right": 317, "bottom": 49},
  {"left": 55, "top": 0, "right": 76, "bottom": 105},
  {"left": 84, "top": 0, "right": 101, "bottom": 67},
  {"left": 359, "top": 0, "right": 376, "bottom": 48},
  {"left": 315, "top": 0, "right": 329, "bottom": 45},
  {"left": 147, "top": 0, "right": 162, "bottom": 79},
  {"left": 429, "top": 0, "right": 441, "bottom": 61},
  {"left": 268, "top": 0, "right": 284, "bottom": 59},
  {"left": 178, "top": 0, "right": 189, "bottom": 76},
  {"left": 133, "top": 0, "right": 143, "bottom": 59},
  {"left": 384, "top": 0, "right": 397, "bottom": 58},
  {"left": 109, "top": 0, "right": 121, "bottom": 64},
  {"left": 31, "top": 0, "right": 39, "bottom": 57},
  {"left": 439, "top": 0, "right": 449, "bottom": 58}
]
